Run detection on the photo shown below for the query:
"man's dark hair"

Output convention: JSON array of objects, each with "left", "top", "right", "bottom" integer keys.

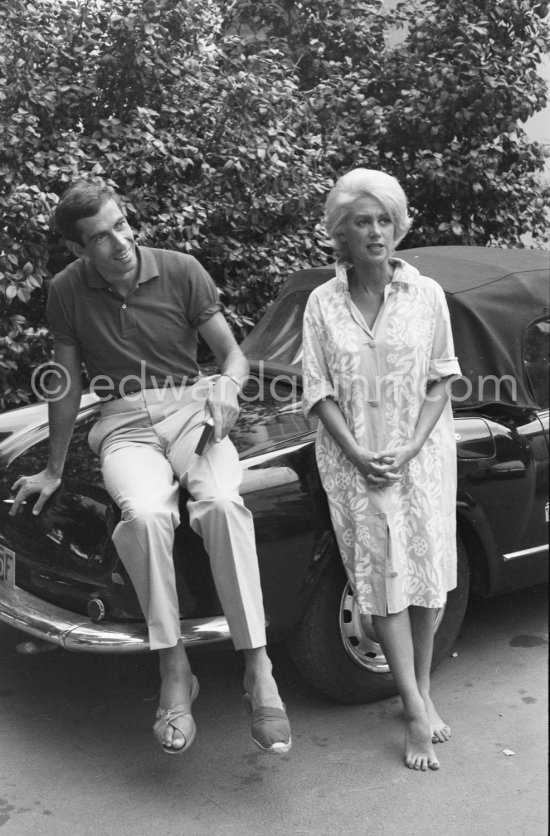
[{"left": 54, "top": 180, "right": 123, "bottom": 244}]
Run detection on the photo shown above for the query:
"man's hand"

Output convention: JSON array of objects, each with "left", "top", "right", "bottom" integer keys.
[
  {"left": 207, "top": 375, "right": 241, "bottom": 442},
  {"left": 197, "top": 312, "right": 248, "bottom": 443},
  {"left": 10, "top": 469, "right": 62, "bottom": 516},
  {"left": 10, "top": 339, "right": 83, "bottom": 515}
]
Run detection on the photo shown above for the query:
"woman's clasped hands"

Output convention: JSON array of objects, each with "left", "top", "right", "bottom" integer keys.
[{"left": 354, "top": 442, "right": 419, "bottom": 488}]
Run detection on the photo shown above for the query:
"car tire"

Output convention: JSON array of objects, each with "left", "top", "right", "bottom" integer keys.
[{"left": 287, "top": 536, "right": 470, "bottom": 704}]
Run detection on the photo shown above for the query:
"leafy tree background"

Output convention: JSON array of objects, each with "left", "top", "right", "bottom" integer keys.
[{"left": 1, "top": 0, "right": 548, "bottom": 409}]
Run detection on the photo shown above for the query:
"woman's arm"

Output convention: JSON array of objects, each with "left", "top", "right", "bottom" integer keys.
[
  {"left": 313, "top": 397, "right": 399, "bottom": 487},
  {"left": 379, "top": 376, "right": 453, "bottom": 473}
]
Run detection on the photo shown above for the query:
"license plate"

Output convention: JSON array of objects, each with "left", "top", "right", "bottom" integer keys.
[{"left": 0, "top": 545, "right": 16, "bottom": 588}]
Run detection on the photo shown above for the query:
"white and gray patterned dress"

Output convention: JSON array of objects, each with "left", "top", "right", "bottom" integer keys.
[{"left": 302, "top": 259, "right": 461, "bottom": 615}]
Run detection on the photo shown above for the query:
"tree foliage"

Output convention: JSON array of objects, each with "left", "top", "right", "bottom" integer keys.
[
  {"left": 0, "top": 0, "right": 548, "bottom": 408},
  {"left": 378, "top": 0, "right": 550, "bottom": 246}
]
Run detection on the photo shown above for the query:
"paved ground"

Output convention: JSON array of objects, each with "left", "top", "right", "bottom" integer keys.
[{"left": 0, "top": 583, "right": 547, "bottom": 836}]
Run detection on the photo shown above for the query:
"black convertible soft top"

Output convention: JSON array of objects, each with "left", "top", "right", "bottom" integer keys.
[
  {"left": 399, "top": 247, "right": 549, "bottom": 411},
  {"left": 243, "top": 246, "right": 549, "bottom": 411}
]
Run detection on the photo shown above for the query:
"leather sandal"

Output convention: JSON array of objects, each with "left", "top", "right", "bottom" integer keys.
[
  {"left": 243, "top": 693, "right": 292, "bottom": 754},
  {"left": 154, "top": 675, "right": 200, "bottom": 755}
]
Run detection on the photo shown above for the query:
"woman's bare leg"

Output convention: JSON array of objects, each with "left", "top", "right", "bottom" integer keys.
[
  {"left": 371, "top": 610, "right": 440, "bottom": 770},
  {"left": 409, "top": 606, "right": 451, "bottom": 743}
]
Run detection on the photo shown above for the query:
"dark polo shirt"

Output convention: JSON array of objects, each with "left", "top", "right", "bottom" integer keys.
[{"left": 46, "top": 246, "right": 223, "bottom": 397}]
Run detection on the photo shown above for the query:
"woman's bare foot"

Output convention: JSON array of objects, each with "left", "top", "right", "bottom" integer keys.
[
  {"left": 423, "top": 695, "right": 451, "bottom": 743},
  {"left": 404, "top": 704, "right": 440, "bottom": 771}
]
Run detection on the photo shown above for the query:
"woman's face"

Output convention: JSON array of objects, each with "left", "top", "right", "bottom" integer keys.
[{"left": 339, "top": 196, "right": 395, "bottom": 268}]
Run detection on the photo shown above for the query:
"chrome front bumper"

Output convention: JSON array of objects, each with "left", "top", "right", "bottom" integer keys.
[{"left": 0, "top": 584, "right": 231, "bottom": 653}]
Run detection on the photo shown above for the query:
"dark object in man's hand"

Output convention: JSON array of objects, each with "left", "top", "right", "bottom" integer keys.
[{"left": 195, "top": 418, "right": 215, "bottom": 455}]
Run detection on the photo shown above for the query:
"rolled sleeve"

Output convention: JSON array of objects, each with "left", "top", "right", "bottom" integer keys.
[
  {"left": 184, "top": 256, "right": 223, "bottom": 328},
  {"left": 302, "top": 293, "right": 335, "bottom": 417},
  {"left": 429, "top": 356, "right": 461, "bottom": 379},
  {"left": 194, "top": 301, "right": 224, "bottom": 327},
  {"left": 429, "top": 285, "right": 461, "bottom": 381}
]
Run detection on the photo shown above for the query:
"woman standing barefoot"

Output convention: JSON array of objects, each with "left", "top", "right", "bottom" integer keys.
[{"left": 302, "top": 169, "right": 460, "bottom": 770}]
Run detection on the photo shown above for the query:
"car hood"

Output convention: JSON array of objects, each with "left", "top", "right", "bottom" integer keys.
[{"left": 0, "top": 385, "right": 314, "bottom": 470}]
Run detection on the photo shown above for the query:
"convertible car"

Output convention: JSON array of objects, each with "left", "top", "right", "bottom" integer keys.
[{"left": 0, "top": 246, "right": 548, "bottom": 703}]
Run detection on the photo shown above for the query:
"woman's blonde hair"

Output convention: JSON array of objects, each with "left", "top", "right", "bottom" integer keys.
[{"left": 324, "top": 168, "right": 412, "bottom": 259}]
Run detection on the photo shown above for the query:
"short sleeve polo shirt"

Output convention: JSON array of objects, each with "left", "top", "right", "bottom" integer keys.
[{"left": 46, "top": 246, "right": 223, "bottom": 397}]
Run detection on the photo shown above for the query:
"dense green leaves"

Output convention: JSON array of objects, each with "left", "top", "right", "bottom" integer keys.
[
  {"left": 377, "top": 0, "right": 550, "bottom": 246},
  {"left": 0, "top": 0, "right": 548, "bottom": 407}
]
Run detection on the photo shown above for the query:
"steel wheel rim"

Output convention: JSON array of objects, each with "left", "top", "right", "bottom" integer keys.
[{"left": 339, "top": 583, "right": 445, "bottom": 674}]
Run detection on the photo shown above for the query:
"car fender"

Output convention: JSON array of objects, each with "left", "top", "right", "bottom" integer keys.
[{"left": 456, "top": 489, "right": 501, "bottom": 596}]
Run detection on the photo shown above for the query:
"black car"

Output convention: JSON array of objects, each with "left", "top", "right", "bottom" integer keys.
[{"left": 0, "top": 246, "right": 548, "bottom": 703}]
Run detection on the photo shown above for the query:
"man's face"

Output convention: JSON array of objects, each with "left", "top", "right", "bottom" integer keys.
[{"left": 73, "top": 198, "right": 137, "bottom": 282}]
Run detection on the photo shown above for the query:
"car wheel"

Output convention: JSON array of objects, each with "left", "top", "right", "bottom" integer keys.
[{"left": 287, "top": 537, "right": 470, "bottom": 704}]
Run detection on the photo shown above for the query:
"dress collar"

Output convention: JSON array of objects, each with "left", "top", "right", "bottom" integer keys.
[{"left": 335, "top": 256, "right": 417, "bottom": 292}]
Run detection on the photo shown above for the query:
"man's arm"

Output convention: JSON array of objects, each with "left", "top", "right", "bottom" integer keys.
[
  {"left": 10, "top": 341, "right": 83, "bottom": 516},
  {"left": 198, "top": 312, "right": 248, "bottom": 442}
]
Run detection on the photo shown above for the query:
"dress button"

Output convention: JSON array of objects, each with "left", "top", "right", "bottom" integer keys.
[
  {"left": 122, "top": 303, "right": 127, "bottom": 309},
  {"left": 368, "top": 341, "right": 376, "bottom": 348}
]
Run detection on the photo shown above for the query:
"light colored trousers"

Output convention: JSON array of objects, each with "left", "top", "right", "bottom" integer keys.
[{"left": 88, "top": 382, "right": 267, "bottom": 651}]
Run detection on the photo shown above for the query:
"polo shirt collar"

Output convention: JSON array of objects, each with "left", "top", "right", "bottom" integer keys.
[{"left": 83, "top": 245, "right": 160, "bottom": 289}]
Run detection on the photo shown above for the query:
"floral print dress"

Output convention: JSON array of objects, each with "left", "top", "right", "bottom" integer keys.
[{"left": 302, "top": 259, "right": 461, "bottom": 615}]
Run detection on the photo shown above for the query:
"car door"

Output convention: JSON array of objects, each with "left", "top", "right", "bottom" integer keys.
[{"left": 500, "top": 316, "right": 549, "bottom": 588}]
